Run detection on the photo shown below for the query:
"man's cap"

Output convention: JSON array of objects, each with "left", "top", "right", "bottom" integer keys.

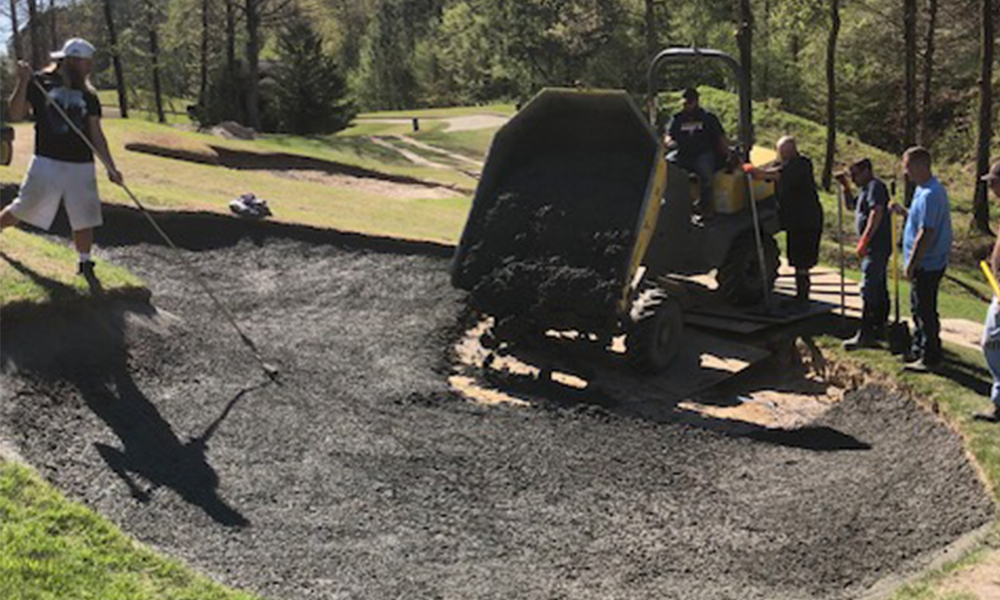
[
  {"left": 51, "top": 38, "right": 96, "bottom": 60},
  {"left": 849, "top": 158, "right": 873, "bottom": 172},
  {"left": 982, "top": 161, "right": 1000, "bottom": 182},
  {"left": 682, "top": 87, "right": 699, "bottom": 100}
]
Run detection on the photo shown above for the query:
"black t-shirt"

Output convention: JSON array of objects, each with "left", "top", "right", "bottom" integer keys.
[
  {"left": 777, "top": 155, "right": 824, "bottom": 231},
  {"left": 27, "top": 71, "right": 102, "bottom": 163},
  {"left": 852, "top": 178, "right": 892, "bottom": 255},
  {"left": 668, "top": 108, "right": 723, "bottom": 160}
]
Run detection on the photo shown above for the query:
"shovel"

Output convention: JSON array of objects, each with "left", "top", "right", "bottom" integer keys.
[
  {"left": 836, "top": 182, "right": 847, "bottom": 330},
  {"left": 888, "top": 180, "right": 912, "bottom": 355}
]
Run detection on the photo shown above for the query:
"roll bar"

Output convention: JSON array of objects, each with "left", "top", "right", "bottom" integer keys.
[{"left": 646, "top": 47, "right": 754, "bottom": 160}]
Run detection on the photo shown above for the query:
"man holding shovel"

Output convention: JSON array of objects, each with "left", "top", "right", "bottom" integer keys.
[
  {"left": 889, "top": 146, "right": 952, "bottom": 372},
  {"left": 837, "top": 159, "right": 891, "bottom": 350},
  {"left": 0, "top": 38, "right": 124, "bottom": 279}
]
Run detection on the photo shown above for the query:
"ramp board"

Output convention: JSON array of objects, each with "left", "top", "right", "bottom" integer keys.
[
  {"left": 452, "top": 319, "right": 770, "bottom": 419},
  {"left": 664, "top": 262, "right": 864, "bottom": 335}
]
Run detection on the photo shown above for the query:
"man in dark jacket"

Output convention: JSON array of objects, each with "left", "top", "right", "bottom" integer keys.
[
  {"left": 837, "top": 158, "right": 892, "bottom": 350},
  {"left": 752, "top": 136, "right": 823, "bottom": 308}
]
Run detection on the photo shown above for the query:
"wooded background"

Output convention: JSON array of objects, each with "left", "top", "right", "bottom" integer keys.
[{"left": 2, "top": 0, "right": 999, "bottom": 227}]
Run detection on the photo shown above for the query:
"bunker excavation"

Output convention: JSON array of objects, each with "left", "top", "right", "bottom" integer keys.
[{"left": 0, "top": 219, "right": 992, "bottom": 600}]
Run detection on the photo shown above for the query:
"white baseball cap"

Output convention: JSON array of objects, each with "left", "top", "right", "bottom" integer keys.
[{"left": 51, "top": 38, "right": 96, "bottom": 60}]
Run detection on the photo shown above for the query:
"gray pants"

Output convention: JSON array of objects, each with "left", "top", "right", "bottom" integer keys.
[{"left": 983, "top": 298, "right": 1000, "bottom": 407}]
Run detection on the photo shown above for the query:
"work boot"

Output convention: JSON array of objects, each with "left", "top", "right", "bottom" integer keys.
[
  {"left": 842, "top": 331, "right": 879, "bottom": 351},
  {"left": 974, "top": 405, "right": 1000, "bottom": 423},
  {"left": 78, "top": 260, "right": 95, "bottom": 278}
]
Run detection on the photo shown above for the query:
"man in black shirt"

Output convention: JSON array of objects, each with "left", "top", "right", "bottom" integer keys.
[
  {"left": 0, "top": 38, "right": 123, "bottom": 278},
  {"left": 749, "top": 136, "right": 823, "bottom": 308},
  {"left": 837, "top": 158, "right": 892, "bottom": 349},
  {"left": 665, "top": 88, "right": 728, "bottom": 218}
]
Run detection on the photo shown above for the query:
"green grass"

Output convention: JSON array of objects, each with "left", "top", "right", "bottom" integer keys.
[
  {"left": 0, "top": 228, "right": 146, "bottom": 308},
  {"left": 3, "top": 119, "right": 475, "bottom": 244},
  {"left": 0, "top": 460, "right": 260, "bottom": 600},
  {"left": 815, "top": 339, "right": 1000, "bottom": 600},
  {"left": 412, "top": 127, "right": 496, "bottom": 162}
]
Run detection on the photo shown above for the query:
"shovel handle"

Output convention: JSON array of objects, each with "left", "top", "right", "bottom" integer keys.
[{"left": 981, "top": 260, "right": 1000, "bottom": 300}]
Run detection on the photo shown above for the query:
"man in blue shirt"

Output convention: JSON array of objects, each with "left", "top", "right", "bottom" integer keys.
[
  {"left": 837, "top": 158, "right": 892, "bottom": 349},
  {"left": 890, "top": 146, "right": 952, "bottom": 371},
  {"left": 665, "top": 88, "right": 728, "bottom": 219}
]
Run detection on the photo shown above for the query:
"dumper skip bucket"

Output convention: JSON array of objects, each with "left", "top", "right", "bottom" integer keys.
[{"left": 451, "top": 88, "right": 667, "bottom": 327}]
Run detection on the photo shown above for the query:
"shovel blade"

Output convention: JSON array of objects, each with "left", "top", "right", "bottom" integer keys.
[{"left": 888, "top": 322, "right": 911, "bottom": 355}]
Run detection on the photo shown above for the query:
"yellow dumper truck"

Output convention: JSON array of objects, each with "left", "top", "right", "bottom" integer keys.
[{"left": 452, "top": 48, "right": 780, "bottom": 373}]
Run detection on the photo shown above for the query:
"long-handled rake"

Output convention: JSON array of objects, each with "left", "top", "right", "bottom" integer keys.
[{"left": 31, "top": 78, "right": 279, "bottom": 383}]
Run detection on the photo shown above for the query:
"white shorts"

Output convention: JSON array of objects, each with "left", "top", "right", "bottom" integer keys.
[{"left": 10, "top": 155, "right": 103, "bottom": 231}]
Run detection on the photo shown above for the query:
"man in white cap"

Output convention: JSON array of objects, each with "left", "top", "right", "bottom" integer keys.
[{"left": 1, "top": 38, "right": 124, "bottom": 278}]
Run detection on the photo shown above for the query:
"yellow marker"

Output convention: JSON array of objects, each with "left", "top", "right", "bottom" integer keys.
[{"left": 981, "top": 260, "right": 1000, "bottom": 299}]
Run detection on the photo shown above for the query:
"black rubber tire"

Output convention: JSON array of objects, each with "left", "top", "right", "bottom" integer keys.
[
  {"left": 626, "top": 288, "right": 684, "bottom": 374},
  {"left": 717, "top": 233, "right": 780, "bottom": 306}
]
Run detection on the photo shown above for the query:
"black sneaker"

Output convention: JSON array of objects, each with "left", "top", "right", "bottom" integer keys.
[{"left": 78, "top": 260, "right": 95, "bottom": 278}]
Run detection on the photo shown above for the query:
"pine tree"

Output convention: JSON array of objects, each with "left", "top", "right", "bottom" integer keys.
[{"left": 273, "top": 15, "right": 355, "bottom": 134}]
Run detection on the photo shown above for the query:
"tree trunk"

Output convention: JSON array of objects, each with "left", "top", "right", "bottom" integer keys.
[
  {"left": 9, "top": 0, "right": 23, "bottom": 60},
  {"left": 822, "top": 0, "right": 840, "bottom": 191},
  {"left": 736, "top": 0, "right": 753, "bottom": 147},
  {"left": 644, "top": 0, "right": 657, "bottom": 61},
  {"left": 762, "top": 0, "right": 770, "bottom": 97},
  {"left": 199, "top": 0, "right": 209, "bottom": 107},
  {"left": 245, "top": 0, "right": 261, "bottom": 130},
  {"left": 27, "top": 0, "right": 42, "bottom": 68},
  {"left": 904, "top": 0, "right": 918, "bottom": 203},
  {"left": 225, "top": 0, "right": 236, "bottom": 76},
  {"left": 920, "top": 0, "right": 938, "bottom": 143},
  {"left": 48, "top": 0, "right": 56, "bottom": 50},
  {"left": 102, "top": 0, "right": 128, "bottom": 118},
  {"left": 973, "top": 0, "right": 995, "bottom": 234},
  {"left": 147, "top": 3, "right": 166, "bottom": 124},
  {"left": 737, "top": 0, "right": 753, "bottom": 96}
]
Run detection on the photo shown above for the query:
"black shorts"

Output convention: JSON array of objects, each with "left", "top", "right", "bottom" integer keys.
[{"left": 787, "top": 228, "right": 822, "bottom": 269}]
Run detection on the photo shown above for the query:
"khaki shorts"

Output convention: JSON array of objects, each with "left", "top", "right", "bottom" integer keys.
[{"left": 10, "top": 155, "right": 103, "bottom": 231}]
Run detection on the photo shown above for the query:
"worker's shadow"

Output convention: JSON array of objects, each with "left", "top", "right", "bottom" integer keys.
[
  {"left": 2, "top": 295, "right": 251, "bottom": 528},
  {"left": 932, "top": 348, "right": 992, "bottom": 397},
  {"left": 67, "top": 355, "right": 253, "bottom": 528}
]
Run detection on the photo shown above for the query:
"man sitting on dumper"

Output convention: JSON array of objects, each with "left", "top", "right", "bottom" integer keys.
[{"left": 664, "top": 87, "right": 729, "bottom": 219}]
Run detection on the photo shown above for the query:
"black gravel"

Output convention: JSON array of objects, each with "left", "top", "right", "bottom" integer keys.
[
  {"left": 457, "top": 154, "right": 645, "bottom": 325},
  {"left": 0, "top": 234, "right": 993, "bottom": 600}
]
